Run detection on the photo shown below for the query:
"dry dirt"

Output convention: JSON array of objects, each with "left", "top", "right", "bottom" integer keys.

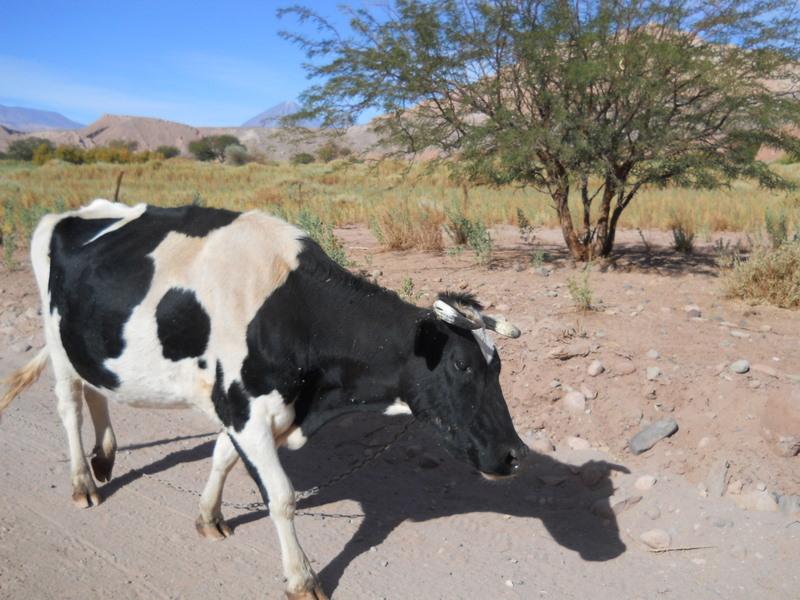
[{"left": 1, "top": 226, "right": 798, "bottom": 600}]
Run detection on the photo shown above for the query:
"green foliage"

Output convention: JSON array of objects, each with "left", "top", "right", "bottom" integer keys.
[
  {"left": 444, "top": 204, "right": 492, "bottom": 265},
  {"left": 156, "top": 145, "right": 180, "bottom": 159},
  {"left": 55, "top": 145, "right": 85, "bottom": 164},
  {"left": 567, "top": 267, "right": 593, "bottom": 311},
  {"left": 316, "top": 141, "right": 351, "bottom": 163},
  {"left": 290, "top": 152, "right": 315, "bottom": 165},
  {"left": 283, "top": 0, "right": 800, "bottom": 259},
  {"left": 670, "top": 214, "right": 696, "bottom": 254},
  {"left": 108, "top": 139, "right": 139, "bottom": 152},
  {"left": 7, "top": 137, "right": 54, "bottom": 161},
  {"left": 296, "top": 209, "right": 350, "bottom": 267},
  {"left": 765, "top": 208, "right": 789, "bottom": 248},
  {"left": 398, "top": 277, "right": 422, "bottom": 303},
  {"left": 188, "top": 135, "right": 241, "bottom": 161},
  {"left": 223, "top": 144, "right": 249, "bottom": 166},
  {"left": 724, "top": 242, "right": 800, "bottom": 308}
]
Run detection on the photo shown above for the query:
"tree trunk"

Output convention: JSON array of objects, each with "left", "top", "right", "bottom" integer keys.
[
  {"left": 552, "top": 184, "right": 590, "bottom": 261},
  {"left": 591, "top": 180, "right": 616, "bottom": 258}
]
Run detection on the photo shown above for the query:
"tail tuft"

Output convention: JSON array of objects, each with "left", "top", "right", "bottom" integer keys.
[{"left": 0, "top": 347, "right": 49, "bottom": 416}]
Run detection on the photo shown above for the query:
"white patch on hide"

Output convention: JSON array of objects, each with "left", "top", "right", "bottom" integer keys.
[{"left": 384, "top": 398, "right": 412, "bottom": 416}]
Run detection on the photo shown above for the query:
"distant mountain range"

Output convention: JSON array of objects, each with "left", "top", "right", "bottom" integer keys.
[
  {"left": 0, "top": 104, "right": 84, "bottom": 132},
  {"left": 241, "top": 100, "right": 322, "bottom": 128}
]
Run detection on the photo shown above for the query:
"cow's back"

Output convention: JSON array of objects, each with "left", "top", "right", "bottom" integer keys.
[{"left": 32, "top": 200, "right": 305, "bottom": 415}]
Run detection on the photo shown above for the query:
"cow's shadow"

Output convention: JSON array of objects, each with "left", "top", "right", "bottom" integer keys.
[
  {"left": 231, "top": 415, "right": 629, "bottom": 595},
  {"left": 102, "top": 415, "right": 628, "bottom": 596}
]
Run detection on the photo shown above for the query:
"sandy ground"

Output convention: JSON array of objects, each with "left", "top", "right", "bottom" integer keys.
[{"left": 1, "top": 225, "right": 798, "bottom": 599}]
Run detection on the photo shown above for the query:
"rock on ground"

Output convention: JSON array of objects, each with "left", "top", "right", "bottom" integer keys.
[{"left": 629, "top": 419, "right": 679, "bottom": 455}]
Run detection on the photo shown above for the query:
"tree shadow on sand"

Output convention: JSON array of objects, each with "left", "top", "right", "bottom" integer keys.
[{"left": 100, "top": 415, "right": 629, "bottom": 597}]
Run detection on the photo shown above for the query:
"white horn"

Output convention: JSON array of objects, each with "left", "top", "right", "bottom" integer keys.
[
  {"left": 433, "top": 300, "right": 483, "bottom": 330},
  {"left": 482, "top": 314, "right": 521, "bottom": 338}
]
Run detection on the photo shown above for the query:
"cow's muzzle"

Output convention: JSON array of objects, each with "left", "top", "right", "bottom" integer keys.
[{"left": 479, "top": 444, "right": 527, "bottom": 480}]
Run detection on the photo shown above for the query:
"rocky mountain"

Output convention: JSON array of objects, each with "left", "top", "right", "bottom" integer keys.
[
  {"left": 0, "top": 104, "right": 83, "bottom": 132},
  {"left": 241, "top": 100, "right": 322, "bottom": 128}
]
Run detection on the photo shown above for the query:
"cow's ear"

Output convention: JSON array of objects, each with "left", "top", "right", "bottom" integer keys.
[{"left": 414, "top": 319, "right": 448, "bottom": 370}]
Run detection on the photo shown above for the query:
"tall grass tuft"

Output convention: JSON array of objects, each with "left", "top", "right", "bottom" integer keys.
[
  {"left": 370, "top": 205, "right": 443, "bottom": 251},
  {"left": 296, "top": 209, "right": 350, "bottom": 267},
  {"left": 724, "top": 242, "right": 800, "bottom": 308}
]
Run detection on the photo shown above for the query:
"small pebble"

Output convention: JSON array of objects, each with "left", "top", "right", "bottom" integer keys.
[
  {"left": 645, "top": 507, "right": 661, "bottom": 520},
  {"left": 563, "top": 391, "right": 586, "bottom": 412},
  {"left": 646, "top": 349, "right": 660, "bottom": 360},
  {"left": 587, "top": 360, "right": 605, "bottom": 377},
  {"left": 635, "top": 475, "right": 657, "bottom": 491},
  {"left": 629, "top": 418, "right": 679, "bottom": 454},
  {"left": 640, "top": 529, "right": 671, "bottom": 550},
  {"left": 530, "top": 434, "right": 555, "bottom": 454},
  {"left": 505, "top": 580, "right": 514, "bottom": 588},
  {"left": 646, "top": 366, "right": 661, "bottom": 381},
  {"left": 729, "top": 360, "right": 750, "bottom": 374},
  {"left": 566, "top": 436, "right": 590, "bottom": 451}
]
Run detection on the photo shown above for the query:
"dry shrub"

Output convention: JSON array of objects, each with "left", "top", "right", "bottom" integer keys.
[
  {"left": 707, "top": 212, "right": 733, "bottom": 232},
  {"left": 724, "top": 242, "right": 800, "bottom": 308},
  {"left": 371, "top": 206, "right": 443, "bottom": 251}
]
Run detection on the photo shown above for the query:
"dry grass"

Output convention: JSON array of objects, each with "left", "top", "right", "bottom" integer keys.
[
  {"left": 370, "top": 205, "right": 444, "bottom": 251},
  {"left": 1, "top": 159, "right": 799, "bottom": 251},
  {"left": 723, "top": 242, "right": 800, "bottom": 308}
]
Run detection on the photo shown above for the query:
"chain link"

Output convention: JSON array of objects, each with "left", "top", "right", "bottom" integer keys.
[{"left": 137, "top": 417, "right": 416, "bottom": 517}]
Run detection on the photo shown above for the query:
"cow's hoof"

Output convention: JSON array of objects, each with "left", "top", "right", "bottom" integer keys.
[
  {"left": 90, "top": 449, "right": 115, "bottom": 483},
  {"left": 286, "top": 583, "right": 329, "bottom": 600},
  {"left": 195, "top": 515, "right": 233, "bottom": 540},
  {"left": 72, "top": 489, "right": 102, "bottom": 508}
]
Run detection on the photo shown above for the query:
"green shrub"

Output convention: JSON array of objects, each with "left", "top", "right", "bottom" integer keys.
[
  {"left": 670, "top": 212, "right": 695, "bottom": 254},
  {"left": 54, "top": 145, "right": 85, "bottom": 164},
  {"left": 224, "top": 144, "right": 249, "bottom": 166},
  {"left": 444, "top": 204, "right": 492, "bottom": 265},
  {"left": 567, "top": 267, "right": 593, "bottom": 311},
  {"left": 156, "top": 145, "right": 180, "bottom": 159},
  {"left": 290, "top": 152, "right": 315, "bottom": 165},
  {"left": 724, "top": 242, "right": 800, "bottom": 308},
  {"left": 316, "top": 141, "right": 351, "bottom": 163},
  {"left": 7, "top": 137, "right": 54, "bottom": 161},
  {"left": 189, "top": 135, "right": 241, "bottom": 161},
  {"left": 296, "top": 209, "right": 349, "bottom": 266}
]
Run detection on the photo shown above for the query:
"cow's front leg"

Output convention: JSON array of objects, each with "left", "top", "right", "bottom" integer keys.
[
  {"left": 196, "top": 431, "right": 239, "bottom": 540},
  {"left": 229, "top": 400, "right": 327, "bottom": 600}
]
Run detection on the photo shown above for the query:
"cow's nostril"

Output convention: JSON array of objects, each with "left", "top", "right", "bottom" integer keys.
[{"left": 505, "top": 448, "right": 519, "bottom": 469}]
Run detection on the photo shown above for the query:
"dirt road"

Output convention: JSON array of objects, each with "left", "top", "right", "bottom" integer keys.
[{"left": 1, "top": 226, "right": 798, "bottom": 599}]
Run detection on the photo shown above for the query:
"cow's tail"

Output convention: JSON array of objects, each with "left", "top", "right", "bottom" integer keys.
[{"left": 0, "top": 347, "right": 49, "bottom": 417}]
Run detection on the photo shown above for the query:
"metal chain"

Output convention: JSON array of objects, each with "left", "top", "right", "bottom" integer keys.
[{"left": 137, "top": 417, "right": 416, "bottom": 515}]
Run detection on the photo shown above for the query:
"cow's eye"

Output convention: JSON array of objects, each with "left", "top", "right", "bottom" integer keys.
[{"left": 454, "top": 360, "right": 470, "bottom": 372}]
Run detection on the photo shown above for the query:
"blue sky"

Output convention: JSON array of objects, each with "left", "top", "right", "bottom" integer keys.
[{"left": 0, "top": 1, "right": 359, "bottom": 126}]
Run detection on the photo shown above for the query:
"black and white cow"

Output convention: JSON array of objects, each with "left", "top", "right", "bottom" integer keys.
[{"left": 0, "top": 199, "right": 525, "bottom": 599}]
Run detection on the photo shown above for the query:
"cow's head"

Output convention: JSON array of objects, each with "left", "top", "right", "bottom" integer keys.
[{"left": 408, "top": 293, "right": 526, "bottom": 478}]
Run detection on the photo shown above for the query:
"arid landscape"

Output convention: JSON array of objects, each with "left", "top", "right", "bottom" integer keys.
[{"left": 1, "top": 224, "right": 798, "bottom": 599}]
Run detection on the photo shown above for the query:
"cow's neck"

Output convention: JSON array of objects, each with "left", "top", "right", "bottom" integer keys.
[
  {"left": 293, "top": 291, "right": 425, "bottom": 436},
  {"left": 247, "top": 245, "right": 427, "bottom": 437}
]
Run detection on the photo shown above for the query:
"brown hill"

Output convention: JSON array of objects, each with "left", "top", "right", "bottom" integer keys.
[{"left": 0, "top": 114, "right": 380, "bottom": 159}]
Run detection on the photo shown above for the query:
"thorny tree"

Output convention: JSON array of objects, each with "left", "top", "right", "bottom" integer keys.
[{"left": 281, "top": 0, "right": 800, "bottom": 259}]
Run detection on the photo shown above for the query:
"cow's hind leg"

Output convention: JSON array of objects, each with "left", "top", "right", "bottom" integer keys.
[
  {"left": 196, "top": 432, "right": 239, "bottom": 540},
  {"left": 55, "top": 377, "right": 101, "bottom": 507},
  {"left": 84, "top": 386, "right": 117, "bottom": 483},
  {"left": 230, "top": 405, "right": 327, "bottom": 600}
]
